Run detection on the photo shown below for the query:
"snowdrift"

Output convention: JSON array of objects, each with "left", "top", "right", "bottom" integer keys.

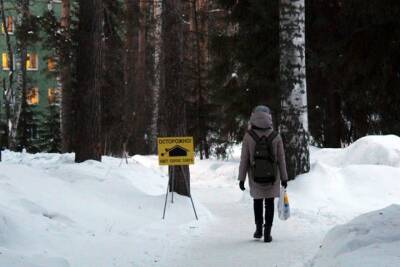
[
  {"left": 0, "top": 135, "right": 399, "bottom": 266},
  {"left": 310, "top": 205, "right": 400, "bottom": 267},
  {"left": 289, "top": 135, "right": 400, "bottom": 220},
  {"left": 0, "top": 151, "right": 210, "bottom": 267},
  {"left": 312, "top": 135, "right": 400, "bottom": 167}
]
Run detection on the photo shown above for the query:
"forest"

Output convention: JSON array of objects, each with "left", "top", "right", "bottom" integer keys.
[
  {"left": 0, "top": 0, "right": 399, "bottom": 181},
  {"left": 0, "top": 1, "right": 400, "bottom": 266}
]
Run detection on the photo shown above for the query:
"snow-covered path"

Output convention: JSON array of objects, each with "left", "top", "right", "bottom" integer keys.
[
  {"left": 168, "top": 187, "right": 328, "bottom": 267},
  {"left": 0, "top": 135, "right": 400, "bottom": 266}
]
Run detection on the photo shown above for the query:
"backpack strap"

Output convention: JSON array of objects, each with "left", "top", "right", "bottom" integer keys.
[
  {"left": 266, "top": 131, "right": 279, "bottom": 162},
  {"left": 247, "top": 129, "right": 261, "bottom": 143},
  {"left": 248, "top": 129, "right": 278, "bottom": 144},
  {"left": 266, "top": 131, "right": 278, "bottom": 144}
]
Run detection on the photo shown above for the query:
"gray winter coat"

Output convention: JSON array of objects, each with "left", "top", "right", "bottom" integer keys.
[{"left": 238, "top": 111, "right": 288, "bottom": 199}]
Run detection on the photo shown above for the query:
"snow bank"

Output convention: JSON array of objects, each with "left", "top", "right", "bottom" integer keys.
[
  {"left": 0, "top": 135, "right": 399, "bottom": 266},
  {"left": 0, "top": 151, "right": 211, "bottom": 267},
  {"left": 309, "top": 205, "right": 400, "bottom": 267},
  {"left": 288, "top": 135, "right": 400, "bottom": 221},
  {"left": 312, "top": 135, "right": 400, "bottom": 167}
]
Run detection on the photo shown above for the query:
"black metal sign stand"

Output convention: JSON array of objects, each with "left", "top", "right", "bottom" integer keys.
[{"left": 162, "top": 166, "right": 198, "bottom": 220}]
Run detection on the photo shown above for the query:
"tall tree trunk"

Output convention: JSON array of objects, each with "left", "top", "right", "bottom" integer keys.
[
  {"left": 191, "top": 0, "right": 209, "bottom": 159},
  {"left": 9, "top": 0, "right": 29, "bottom": 150},
  {"left": 0, "top": 0, "right": 14, "bottom": 149},
  {"left": 279, "top": 0, "right": 310, "bottom": 179},
  {"left": 150, "top": 0, "right": 162, "bottom": 153},
  {"left": 160, "top": 0, "right": 190, "bottom": 197},
  {"left": 60, "top": 0, "right": 74, "bottom": 152},
  {"left": 325, "top": 91, "right": 342, "bottom": 147},
  {"left": 131, "top": 0, "right": 150, "bottom": 154},
  {"left": 75, "top": 0, "right": 103, "bottom": 162},
  {"left": 123, "top": 0, "right": 139, "bottom": 154},
  {"left": 102, "top": 0, "right": 125, "bottom": 156}
]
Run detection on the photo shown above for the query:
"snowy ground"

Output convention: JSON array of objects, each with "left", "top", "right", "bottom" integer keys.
[
  {"left": 0, "top": 135, "right": 399, "bottom": 267},
  {"left": 310, "top": 204, "right": 400, "bottom": 267}
]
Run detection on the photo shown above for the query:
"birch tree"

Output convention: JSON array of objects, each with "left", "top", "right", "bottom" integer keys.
[
  {"left": 0, "top": 0, "right": 14, "bottom": 149},
  {"left": 7, "top": 0, "right": 29, "bottom": 150},
  {"left": 279, "top": 0, "right": 310, "bottom": 179}
]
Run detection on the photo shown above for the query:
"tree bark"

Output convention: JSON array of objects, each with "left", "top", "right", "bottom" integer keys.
[
  {"left": 75, "top": 0, "right": 103, "bottom": 162},
  {"left": 130, "top": 0, "right": 150, "bottom": 155},
  {"left": 279, "top": 0, "right": 310, "bottom": 179},
  {"left": 191, "top": 0, "right": 209, "bottom": 159},
  {"left": 123, "top": 0, "right": 139, "bottom": 154},
  {"left": 9, "top": 0, "right": 29, "bottom": 150},
  {"left": 150, "top": 0, "right": 162, "bottom": 153},
  {"left": 160, "top": 0, "right": 191, "bottom": 197}
]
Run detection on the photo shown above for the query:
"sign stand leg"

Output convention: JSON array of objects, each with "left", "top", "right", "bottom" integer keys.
[
  {"left": 162, "top": 175, "right": 170, "bottom": 220},
  {"left": 180, "top": 167, "right": 199, "bottom": 221},
  {"left": 171, "top": 167, "right": 175, "bottom": 203}
]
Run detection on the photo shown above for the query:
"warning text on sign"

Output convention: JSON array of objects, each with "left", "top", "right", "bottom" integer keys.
[{"left": 157, "top": 137, "right": 195, "bottom": 166}]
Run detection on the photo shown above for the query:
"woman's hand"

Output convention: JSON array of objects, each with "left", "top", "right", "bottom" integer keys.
[{"left": 239, "top": 181, "right": 246, "bottom": 191}]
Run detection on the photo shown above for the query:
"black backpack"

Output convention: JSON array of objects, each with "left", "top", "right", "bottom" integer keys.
[{"left": 248, "top": 130, "right": 278, "bottom": 184}]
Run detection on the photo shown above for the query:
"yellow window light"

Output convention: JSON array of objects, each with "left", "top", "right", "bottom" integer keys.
[
  {"left": 26, "top": 87, "right": 39, "bottom": 105},
  {"left": 2, "top": 52, "right": 9, "bottom": 70},
  {"left": 26, "top": 53, "right": 38, "bottom": 70}
]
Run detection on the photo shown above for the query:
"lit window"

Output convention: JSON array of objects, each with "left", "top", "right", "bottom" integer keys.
[
  {"left": 47, "top": 88, "right": 60, "bottom": 104},
  {"left": 47, "top": 58, "right": 56, "bottom": 71},
  {"left": 1, "top": 16, "right": 13, "bottom": 34},
  {"left": 2, "top": 52, "right": 9, "bottom": 70},
  {"left": 26, "top": 53, "right": 38, "bottom": 70},
  {"left": 26, "top": 87, "right": 39, "bottom": 105}
]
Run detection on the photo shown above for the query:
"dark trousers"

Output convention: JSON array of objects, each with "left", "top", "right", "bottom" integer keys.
[{"left": 254, "top": 198, "right": 274, "bottom": 227}]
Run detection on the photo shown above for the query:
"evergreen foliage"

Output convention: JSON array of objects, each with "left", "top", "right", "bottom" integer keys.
[
  {"left": 307, "top": 0, "right": 400, "bottom": 146},
  {"left": 38, "top": 103, "right": 61, "bottom": 153},
  {"left": 16, "top": 91, "right": 41, "bottom": 153},
  {"left": 209, "top": 0, "right": 279, "bottom": 150}
]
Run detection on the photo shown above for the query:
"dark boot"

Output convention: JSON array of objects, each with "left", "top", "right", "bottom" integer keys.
[
  {"left": 253, "top": 199, "right": 263, "bottom": 239},
  {"left": 264, "top": 225, "right": 272, "bottom": 243},
  {"left": 253, "top": 223, "right": 263, "bottom": 239}
]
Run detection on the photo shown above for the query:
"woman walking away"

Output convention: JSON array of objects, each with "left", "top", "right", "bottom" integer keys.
[{"left": 238, "top": 105, "right": 288, "bottom": 243}]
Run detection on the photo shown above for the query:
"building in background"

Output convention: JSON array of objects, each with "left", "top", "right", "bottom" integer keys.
[{"left": 0, "top": 0, "right": 61, "bottom": 119}]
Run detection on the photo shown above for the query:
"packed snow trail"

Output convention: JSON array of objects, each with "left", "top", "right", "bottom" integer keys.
[{"left": 0, "top": 135, "right": 399, "bottom": 266}]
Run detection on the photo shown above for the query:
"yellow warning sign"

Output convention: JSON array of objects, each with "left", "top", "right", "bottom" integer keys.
[{"left": 157, "top": 137, "right": 195, "bottom": 166}]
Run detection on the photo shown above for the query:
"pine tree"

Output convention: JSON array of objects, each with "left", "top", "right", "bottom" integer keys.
[
  {"left": 74, "top": 0, "right": 104, "bottom": 162},
  {"left": 102, "top": 0, "right": 125, "bottom": 156},
  {"left": 38, "top": 103, "right": 61, "bottom": 153},
  {"left": 40, "top": 6, "right": 75, "bottom": 154},
  {"left": 159, "top": 0, "right": 191, "bottom": 197},
  {"left": 14, "top": 0, "right": 41, "bottom": 152},
  {"left": 209, "top": 0, "right": 280, "bottom": 149},
  {"left": 306, "top": 0, "right": 400, "bottom": 144},
  {"left": 16, "top": 89, "right": 41, "bottom": 153}
]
